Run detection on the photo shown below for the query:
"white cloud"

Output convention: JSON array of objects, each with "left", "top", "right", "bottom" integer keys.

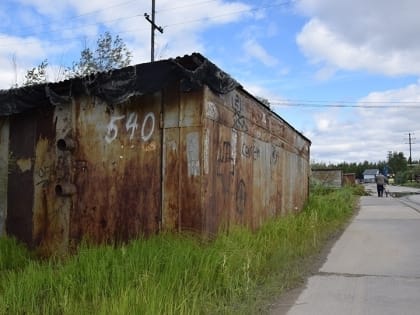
[
  {"left": 243, "top": 38, "right": 279, "bottom": 67},
  {"left": 0, "top": 0, "right": 256, "bottom": 89},
  {"left": 291, "top": 0, "right": 420, "bottom": 163},
  {"left": 0, "top": 35, "right": 49, "bottom": 88},
  {"left": 307, "top": 82, "right": 420, "bottom": 163},
  {"left": 315, "top": 116, "right": 331, "bottom": 132},
  {"left": 296, "top": 0, "right": 420, "bottom": 76}
]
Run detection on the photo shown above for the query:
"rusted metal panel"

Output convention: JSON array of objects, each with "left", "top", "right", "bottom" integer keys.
[
  {"left": 233, "top": 131, "right": 254, "bottom": 229},
  {"left": 4, "top": 107, "right": 64, "bottom": 255},
  {"left": 269, "top": 143, "right": 283, "bottom": 216},
  {"left": 343, "top": 173, "right": 356, "bottom": 186},
  {"left": 253, "top": 140, "right": 272, "bottom": 226},
  {"left": 201, "top": 122, "right": 220, "bottom": 234},
  {"left": 7, "top": 112, "right": 36, "bottom": 246},
  {"left": 1, "top": 54, "right": 311, "bottom": 254},
  {"left": 202, "top": 86, "right": 310, "bottom": 232},
  {"left": 214, "top": 124, "right": 236, "bottom": 231},
  {"left": 0, "top": 117, "right": 9, "bottom": 236},
  {"left": 162, "top": 86, "right": 205, "bottom": 233},
  {"left": 31, "top": 108, "right": 60, "bottom": 256},
  {"left": 312, "top": 169, "right": 343, "bottom": 188},
  {"left": 162, "top": 85, "right": 181, "bottom": 231},
  {"left": 71, "top": 93, "right": 162, "bottom": 244},
  {"left": 178, "top": 89, "right": 203, "bottom": 233}
]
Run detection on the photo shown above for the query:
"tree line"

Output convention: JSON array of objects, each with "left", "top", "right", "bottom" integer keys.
[{"left": 311, "top": 151, "right": 420, "bottom": 184}]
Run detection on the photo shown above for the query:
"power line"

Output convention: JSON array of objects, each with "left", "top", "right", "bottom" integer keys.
[
  {"left": 0, "top": 1, "right": 294, "bottom": 45},
  {"left": 273, "top": 98, "right": 420, "bottom": 104},
  {"left": 162, "top": 1, "right": 294, "bottom": 29},
  {"left": 0, "top": 0, "right": 139, "bottom": 39},
  {"left": 270, "top": 100, "right": 420, "bottom": 108},
  {"left": 156, "top": 0, "right": 224, "bottom": 13},
  {"left": 0, "top": 14, "right": 143, "bottom": 43}
]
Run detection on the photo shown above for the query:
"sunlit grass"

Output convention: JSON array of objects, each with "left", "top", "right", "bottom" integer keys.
[{"left": 0, "top": 186, "right": 358, "bottom": 315}]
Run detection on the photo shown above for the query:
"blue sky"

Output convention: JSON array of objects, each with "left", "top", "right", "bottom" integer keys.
[{"left": 1, "top": 0, "right": 420, "bottom": 164}]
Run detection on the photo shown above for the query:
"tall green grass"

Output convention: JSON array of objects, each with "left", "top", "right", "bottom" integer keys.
[{"left": 0, "top": 186, "right": 358, "bottom": 315}]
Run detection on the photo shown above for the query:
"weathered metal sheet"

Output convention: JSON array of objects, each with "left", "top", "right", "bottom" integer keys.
[
  {"left": 0, "top": 117, "right": 9, "bottom": 236},
  {"left": 201, "top": 86, "right": 310, "bottom": 232},
  {"left": 312, "top": 169, "right": 343, "bottom": 188},
  {"left": 162, "top": 85, "right": 181, "bottom": 232},
  {"left": 6, "top": 112, "right": 36, "bottom": 246},
  {"left": 178, "top": 89, "right": 203, "bottom": 233},
  {"left": 343, "top": 173, "right": 356, "bottom": 186},
  {"left": 2, "top": 55, "right": 310, "bottom": 254},
  {"left": 70, "top": 93, "right": 162, "bottom": 244},
  {"left": 32, "top": 105, "right": 68, "bottom": 256}
]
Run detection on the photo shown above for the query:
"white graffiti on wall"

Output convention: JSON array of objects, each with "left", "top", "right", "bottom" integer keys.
[
  {"left": 105, "top": 115, "right": 125, "bottom": 143},
  {"left": 141, "top": 113, "right": 155, "bottom": 142},
  {"left": 105, "top": 112, "right": 155, "bottom": 144},
  {"left": 125, "top": 112, "right": 138, "bottom": 140},
  {"left": 187, "top": 132, "right": 200, "bottom": 177}
]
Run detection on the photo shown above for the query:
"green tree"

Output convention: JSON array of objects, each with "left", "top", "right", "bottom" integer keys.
[
  {"left": 23, "top": 59, "right": 48, "bottom": 86},
  {"left": 67, "top": 31, "right": 132, "bottom": 78},
  {"left": 23, "top": 32, "right": 132, "bottom": 85},
  {"left": 388, "top": 151, "right": 408, "bottom": 174}
]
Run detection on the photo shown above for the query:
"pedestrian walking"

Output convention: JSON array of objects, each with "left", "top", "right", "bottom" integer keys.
[{"left": 375, "top": 172, "right": 386, "bottom": 197}]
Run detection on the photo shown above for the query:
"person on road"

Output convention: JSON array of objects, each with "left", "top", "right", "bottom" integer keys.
[{"left": 375, "top": 172, "right": 386, "bottom": 197}]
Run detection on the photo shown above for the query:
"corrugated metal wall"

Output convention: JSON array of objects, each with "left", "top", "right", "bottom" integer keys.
[
  {"left": 1, "top": 81, "right": 310, "bottom": 255},
  {"left": 161, "top": 84, "right": 204, "bottom": 233},
  {"left": 70, "top": 93, "right": 162, "bottom": 245},
  {"left": 201, "top": 87, "right": 310, "bottom": 234},
  {"left": 312, "top": 169, "right": 343, "bottom": 188}
]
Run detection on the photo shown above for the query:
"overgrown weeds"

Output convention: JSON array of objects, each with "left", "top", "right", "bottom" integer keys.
[{"left": 0, "top": 186, "right": 358, "bottom": 315}]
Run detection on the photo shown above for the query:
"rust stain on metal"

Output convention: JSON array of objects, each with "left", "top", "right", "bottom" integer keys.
[
  {"left": 162, "top": 84, "right": 181, "bottom": 231},
  {"left": 7, "top": 112, "right": 36, "bottom": 246},
  {"left": 201, "top": 86, "right": 310, "bottom": 232},
  {"left": 177, "top": 89, "right": 203, "bottom": 233},
  {"left": 1, "top": 54, "right": 311, "bottom": 255},
  {"left": 69, "top": 93, "right": 162, "bottom": 245},
  {"left": 0, "top": 118, "right": 9, "bottom": 236}
]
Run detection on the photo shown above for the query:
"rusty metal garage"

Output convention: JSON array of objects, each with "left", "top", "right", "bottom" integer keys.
[{"left": 0, "top": 53, "right": 311, "bottom": 255}]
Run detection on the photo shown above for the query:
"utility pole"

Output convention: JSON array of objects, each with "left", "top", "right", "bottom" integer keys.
[
  {"left": 406, "top": 132, "right": 416, "bottom": 182},
  {"left": 144, "top": 0, "right": 163, "bottom": 62},
  {"left": 407, "top": 132, "right": 415, "bottom": 165}
]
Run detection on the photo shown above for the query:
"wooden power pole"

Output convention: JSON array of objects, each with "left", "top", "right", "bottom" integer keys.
[{"left": 144, "top": 0, "right": 163, "bottom": 62}]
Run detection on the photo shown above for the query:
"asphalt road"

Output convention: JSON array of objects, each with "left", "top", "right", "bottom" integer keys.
[{"left": 272, "top": 184, "right": 420, "bottom": 315}]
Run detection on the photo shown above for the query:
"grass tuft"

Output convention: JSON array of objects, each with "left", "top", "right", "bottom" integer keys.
[{"left": 0, "top": 186, "right": 358, "bottom": 315}]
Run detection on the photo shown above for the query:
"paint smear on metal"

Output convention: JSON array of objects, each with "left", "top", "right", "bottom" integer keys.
[
  {"left": 231, "top": 129, "right": 237, "bottom": 169},
  {"left": 205, "top": 101, "right": 219, "bottom": 121},
  {"left": 203, "top": 128, "right": 209, "bottom": 175},
  {"left": 16, "top": 158, "right": 32, "bottom": 172},
  {"left": 187, "top": 132, "right": 200, "bottom": 176}
]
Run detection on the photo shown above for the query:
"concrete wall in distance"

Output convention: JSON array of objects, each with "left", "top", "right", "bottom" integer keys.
[{"left": 312, "top": 169, "right": 343, "bottom": 188}]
